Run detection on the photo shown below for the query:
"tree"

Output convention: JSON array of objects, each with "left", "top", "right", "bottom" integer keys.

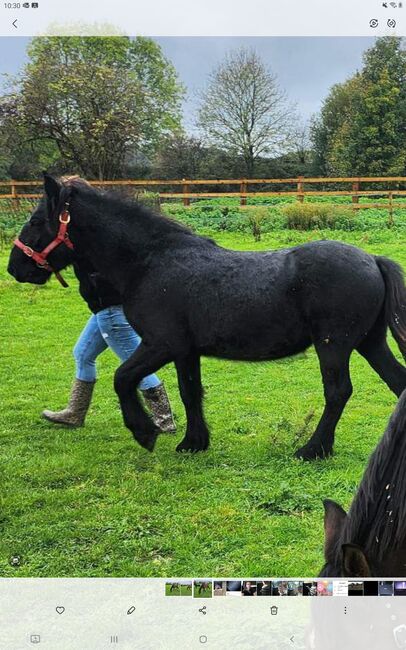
[
  {"left": 197, "top": 48, "right": 295, "bottom": 177},
  {"left": 335, "top": 38, "right": 406, "bottom": 175},
  {"left": 311, "top": 37, "right": 406, "bottom": 176},
  {"left": 0, "top": 36, "right": 184, "bottom": 179},
  {"left": 310, "top": 75, "right": 362, "bottom": 175},
  {"left": 152, "top": 133, "right": 206, "bottom": 179},
  {"left": 289, "top": 121, "right": 313, "bottom": 167}
]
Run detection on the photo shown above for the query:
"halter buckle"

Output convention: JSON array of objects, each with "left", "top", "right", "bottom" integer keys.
[{"left": 59, "top": 210, "right": 71, "bottom": 225}]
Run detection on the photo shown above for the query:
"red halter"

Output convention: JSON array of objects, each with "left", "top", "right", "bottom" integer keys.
[{"left": 14, "top": 205, "right": 74, "bottom": 288}]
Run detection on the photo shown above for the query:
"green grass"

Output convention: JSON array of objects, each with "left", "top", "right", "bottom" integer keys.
[{"left": 0, "top": 227, "right": 405, "bottom": 579}]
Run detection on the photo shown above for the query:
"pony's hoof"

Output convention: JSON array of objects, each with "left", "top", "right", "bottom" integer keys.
[
  {"left": 176, "top": 438, "right": 208, "bottom": 453},
  {"left": 295, "top": 443, "right": 332, "bottom": 461},
  {"left": 134, "top": 431, "right": 158, "bottom": 452}
]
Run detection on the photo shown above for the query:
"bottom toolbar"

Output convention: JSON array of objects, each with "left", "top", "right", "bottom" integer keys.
[{"left": 0, "top": 578, "right": 405, "bottom": 649}]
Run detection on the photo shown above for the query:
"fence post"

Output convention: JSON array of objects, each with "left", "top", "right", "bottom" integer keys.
[
  {"left": 11, "top": 180, "right": 19, "bottom": 209},
  {"left": 182, "top": 179, "right": 190, "bottom": 207},
  {"left": 240, "top": 179, "right": 247, "bottom": 206},
  {"left": 297, "top": 176, "right": 304, "bottom": 203},
  {"left": 352, "top": 180, "right": 360, "bottom": 208},
  {"left": 388, "top": 191, "right": 394, "bottom": 227}
]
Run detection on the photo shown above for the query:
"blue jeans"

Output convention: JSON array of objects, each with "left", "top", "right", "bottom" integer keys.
[{"left": 73, "top": 306, "right": 161, "bottom": 390}]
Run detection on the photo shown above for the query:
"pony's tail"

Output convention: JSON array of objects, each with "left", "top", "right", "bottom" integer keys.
[{"left": 376, "top": 256, "right": 406, "bottom": 360}]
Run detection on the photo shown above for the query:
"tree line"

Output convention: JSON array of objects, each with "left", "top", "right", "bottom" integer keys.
[{"left": 0, "top": 36, "right": 404, "bottom": 180}]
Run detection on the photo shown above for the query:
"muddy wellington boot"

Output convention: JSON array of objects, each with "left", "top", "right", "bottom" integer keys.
[
  {"left": 42, "top": 379, "right": 96, "bottom": 427},
  {"left": 142, "top": 383, "right": 176, "bottom": 433}
]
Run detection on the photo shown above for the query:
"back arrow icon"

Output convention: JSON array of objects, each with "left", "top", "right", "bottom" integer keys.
[{"left": 12, "top": 19, "right": 18, "bottom": 28}]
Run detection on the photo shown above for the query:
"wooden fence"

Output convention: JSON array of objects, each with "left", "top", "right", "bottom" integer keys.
[{"left": 1, "top": 176, "right": 406, "bottom": 217}]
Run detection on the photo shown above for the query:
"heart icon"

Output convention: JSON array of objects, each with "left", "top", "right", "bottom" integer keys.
[{"left": 56, "top": 606, "right": 65, "bottom": 615}]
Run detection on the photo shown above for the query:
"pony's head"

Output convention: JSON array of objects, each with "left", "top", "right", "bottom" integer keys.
[
  {"left": 320, "top": 499, "right": 373, "bottom": 577},
  {"left": 320, "top": 390, "right": 406, "bottom": 578},
  {"left": 8, "top": 174, "right": 81, "bottom": 285}
]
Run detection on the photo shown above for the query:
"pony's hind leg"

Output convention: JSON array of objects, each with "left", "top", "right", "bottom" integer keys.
[
  {"left": 114, "top": 343, "right": 171, "bottom": 451},
  {"left": 295, "top": 343, "right": 353, "bottom": 461},
  {"left": 358, "top": 333, "right": 406, "bottom": 397},
  {"left": 175, "top": 351, "right": 210, "bottom": 453}
]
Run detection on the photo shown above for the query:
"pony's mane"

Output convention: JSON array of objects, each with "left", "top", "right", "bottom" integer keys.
[
  {"left": 342, "top": 390, "right": 406, "bottom": 560},
  {"left": 61, "top": 179, "right": 216, "bottom": 246}
]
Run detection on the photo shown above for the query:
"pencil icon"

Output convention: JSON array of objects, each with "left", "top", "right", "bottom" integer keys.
[{"left": 127, "top": 606, "right": 136, "bottom": 615}]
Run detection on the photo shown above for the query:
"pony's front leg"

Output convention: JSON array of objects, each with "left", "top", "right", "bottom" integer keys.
[
  {"left": 175, "top": 351, "right": 210, "bottom": 453},
  {"left": 114, "top": 343, "right": 171, "bottom": 451}
]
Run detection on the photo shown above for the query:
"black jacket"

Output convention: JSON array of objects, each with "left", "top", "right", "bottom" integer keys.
[{"left": 73, "top": 260, "right": 122, "bottom": 314}]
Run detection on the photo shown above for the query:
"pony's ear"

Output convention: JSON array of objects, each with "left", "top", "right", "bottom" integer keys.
[
  {"left": 341, "top": 543, "right": 371, "bottom": 577},
  {"left": 323, "top": 499, "right": 347, "bottom": 557},
  {"left": 43, "top": 172, "right": 61, "bottom": 211}
]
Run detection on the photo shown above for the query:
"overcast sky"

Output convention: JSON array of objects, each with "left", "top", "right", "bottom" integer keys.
[{"left": 0, "top": 36, "right": 375, "bottom": 130}]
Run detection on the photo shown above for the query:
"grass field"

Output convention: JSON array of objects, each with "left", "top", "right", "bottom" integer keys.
[{"left": 0, "top": 225, "right": 405, "bottom": 578}]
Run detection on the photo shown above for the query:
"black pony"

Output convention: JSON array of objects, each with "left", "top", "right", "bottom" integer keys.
[
  {"left": 321, "top": 389, "right": 406, "bottom": 577},
  {"left": 8, "top": 175, "right": 406, "bottom": 460}
]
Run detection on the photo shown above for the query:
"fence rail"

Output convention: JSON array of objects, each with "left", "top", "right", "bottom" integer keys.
[{"left": 1, "top": 177, "right": 406, "bottom": 216}]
